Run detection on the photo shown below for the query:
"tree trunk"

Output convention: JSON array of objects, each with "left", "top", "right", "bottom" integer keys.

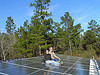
[
  {"left": 90, "top": 44, "right": 92, "bottom": 57},
  {"left": 69, "top": 39, "right": 72, "bottom": 56},
  {"left": 2, "top": 51, "right": 6, "bottom": 60},
  {"left": 75, "top": 37, "right": 77, "bottom": 50},
  {"left": 39, "top": 41, "right": 41, "bottom": 56},
  {"left": 1, "top": 39, "right": 6, "bottom": 60},
  {"left": 3, "top": 55, "right": 6, "bottom": 60},
  {"left": 32, "top": 50, "right": 34, "bottom": 56},
  {"left": 45, "top": 42, "right": 47, "bottom": 50}
]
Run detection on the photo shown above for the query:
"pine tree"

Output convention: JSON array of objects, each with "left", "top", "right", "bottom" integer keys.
[
  {"left": 72, "top": 24, "right": 83, "bottom": 50},
  {"left": 60, "top": 12, "right": 74, "bottom": 55},
  {"left": 4, "top": 16, "right": 16, "bottom": 59},
  {"left": 14, "top": 20, "right": 31, "bottom": 58},
  {"left": 82, "top": 30, "right": 96, "bottom": 50},
  {"left": 54, "top": 22, "right": 68, "bottom": 52},
  {"left": 88, "top": 20, "right": 100, "bottom": 55},
  {"left": 5, "top": 16, "right": 16, "bottom": 34},
  {"left": 30, "top": 0, "right": 53, "bottom": 55}
]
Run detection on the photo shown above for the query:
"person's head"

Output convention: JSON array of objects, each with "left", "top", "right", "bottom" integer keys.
[
  {"left": 46, "top": 50, "right": 49, "bottom": 54},
  {"left": 49, "top": 47, "right": 53, "bottom": 51}
]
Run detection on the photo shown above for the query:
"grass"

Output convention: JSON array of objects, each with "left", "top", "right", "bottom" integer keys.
[{"left": 57, "top": 49, "right": 99, "bottom": 59}]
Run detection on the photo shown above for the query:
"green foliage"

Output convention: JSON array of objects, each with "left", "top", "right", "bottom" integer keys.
[
  {"left": 87, "top": 20, "right": 100, "bottom": 55},
  {"left": 13, "top": 0, "right": 54, "bottom": 57},
  {"left": 83, "top": 30, "right": 96, "bottom": 46},
  {"left": 64, "top": 49, "right": 97, "bottom": 58},
  {"left": 5, "top": 16, "right": 16, "bottom": 34},
  {"left": 55, "top": 12, "right": 83, "bottom": 55},
  {"left": 88, "top": 20, "right": 99, "bottom": 35},
  {"left": 1, "top": 0, "right": 100, "bottom": 60},
  {"left": 30, "top": 0, "right": 51, "bottom": 18},
  {"left": 14, "top": 20, "right": 30, "bottom": 57},
  {"left": 27, "top": 53, "right": 33, "bottom": 58},
  {"left": 40, "top": 44, "right": 52, "bottom": 49}
]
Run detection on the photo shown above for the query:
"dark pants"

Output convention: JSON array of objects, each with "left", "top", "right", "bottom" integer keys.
[{"left": 51, "top": 58, "right": 59, "bottom": 62}]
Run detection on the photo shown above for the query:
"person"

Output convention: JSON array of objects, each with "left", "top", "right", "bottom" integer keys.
[
  {"left": 49, "top": 47, "right": 60, "bottom": 62},
  {"left": 42, "top": 50, "right": 51, "bottom": 64}
]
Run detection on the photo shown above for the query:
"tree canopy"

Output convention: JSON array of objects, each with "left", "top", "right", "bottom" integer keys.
[{"left": 0, "top": 0, "right": 100, "bottom": 60}]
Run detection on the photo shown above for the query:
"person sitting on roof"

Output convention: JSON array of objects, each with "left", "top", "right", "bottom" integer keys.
[
  {"left": 49, "top": 47, "right": 60, "bottom": 62},
  {"left": 42, "top": 50, "right": 51, "bottom": 64}
]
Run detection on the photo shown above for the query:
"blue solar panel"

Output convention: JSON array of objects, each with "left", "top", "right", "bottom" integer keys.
[{"left": 0, "top": 54, "right": 99, "bottom": 75}]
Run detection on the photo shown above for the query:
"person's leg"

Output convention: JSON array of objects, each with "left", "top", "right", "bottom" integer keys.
[
  {"left": 54, "top": 58, "right": 59, "bottom": 62},
  {"left": 44, "top": 72, "right": 46, "bottom": 75},
  {"left": 51, "top": 58, "right": 55, "bottom": 61},
  {"left": 51, "top": 58, "right": 60, "bottom": 62}
]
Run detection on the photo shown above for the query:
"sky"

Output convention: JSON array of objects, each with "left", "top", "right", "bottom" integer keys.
[{"left": 0, "top": 0, "right": 100, "bottom": 33}]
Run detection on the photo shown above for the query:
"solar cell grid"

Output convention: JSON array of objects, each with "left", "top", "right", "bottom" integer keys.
[{"left": 0, "top": 54, "right": 99, "bottom": 75}]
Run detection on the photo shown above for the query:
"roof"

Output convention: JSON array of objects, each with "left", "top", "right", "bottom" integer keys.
[{"left": 0, "top": 54, "right": 99, "bottom": 75}]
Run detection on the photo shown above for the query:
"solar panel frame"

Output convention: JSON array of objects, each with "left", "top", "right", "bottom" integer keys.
[{"left": 0, "top": 54, "right": 99, "bottom": 75}]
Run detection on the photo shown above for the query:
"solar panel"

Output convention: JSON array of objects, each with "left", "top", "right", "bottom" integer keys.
[{"left": 0, "top": 54, "right": 99, "bottom": 75}]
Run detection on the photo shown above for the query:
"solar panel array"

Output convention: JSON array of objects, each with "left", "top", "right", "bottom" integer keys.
[{"left": 0, "top": 54, "right": 99, "bottom": 75}]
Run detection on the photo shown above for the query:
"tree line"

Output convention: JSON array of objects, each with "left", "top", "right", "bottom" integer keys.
[{"left": 0, "top": 0, "right": 100, "bottom": 60}]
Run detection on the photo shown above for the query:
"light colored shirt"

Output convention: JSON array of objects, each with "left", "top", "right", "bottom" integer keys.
[{"left": 49, "top": 51, "right": 58, "bottom": 59}]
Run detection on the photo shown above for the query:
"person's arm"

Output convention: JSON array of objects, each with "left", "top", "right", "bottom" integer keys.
[
  {"left": 53, "top": 52, "right": 60, "bottom": 60},
  {"left": 50, "top": 54, "right": 52, "bottom": 60},
  {"left": 51, "top": 56, "right": 55, "bottom": 59},
  {"left": 49, "top": 51, "right": 55, "bottom": 59}
]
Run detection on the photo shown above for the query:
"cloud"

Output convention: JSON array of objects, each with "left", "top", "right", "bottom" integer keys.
[
  {"left": 75, "top": 14, "right": 89, "bottom": 23},
  {"left": 48, "top": 5, "right": 58, "bottom": 12},
  {"left": 27, "top": 7, "right": 34, "bottom": 16},
  {"left": 70, "top": 9, "right": 83, "bottom": 14},
  {"left": 28, "top": 10, "right": 33, "bottom": 16},
  {"left": 27, "top": 5, "right": 58, "bottom": 16},
  {"left": 74, "top": 15, "right": 90, "bottom": 32}
]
